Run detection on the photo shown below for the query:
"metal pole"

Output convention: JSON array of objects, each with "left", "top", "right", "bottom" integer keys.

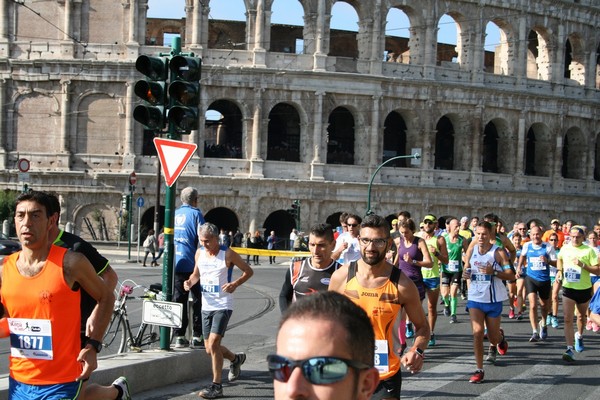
[
  {"left": 366, "top": 153, "right": 421, "bottom": 216},
  {"left": 159, "top": 36, "right": 183, "bottom": 350},
  {"left": 127, "top": 186, "right": 133, "bottom": 260}
]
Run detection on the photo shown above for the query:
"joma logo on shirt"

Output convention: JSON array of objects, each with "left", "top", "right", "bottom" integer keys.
[{"left": 361, "top": 292, "right": 379, "bottom": 297}]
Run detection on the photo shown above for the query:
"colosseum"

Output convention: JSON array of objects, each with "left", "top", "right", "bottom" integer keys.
[{"left": 0, "top": 0, "right": 598, "bottom": 242}]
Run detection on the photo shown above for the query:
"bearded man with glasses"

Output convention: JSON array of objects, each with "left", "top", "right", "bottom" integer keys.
[
  {"left": 270, "top": 291, "right": 379, "bottom": 400},
  {"left": 329, "top": 214, "right": 430, "bottom": 399}
]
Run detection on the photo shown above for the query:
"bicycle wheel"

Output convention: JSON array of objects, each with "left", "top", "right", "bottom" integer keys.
[
  {"left": 102, "top": 312, "right": 128, "bottom": 354},
  {"left": 132, "top": 323, "right": 162, "bottom": 351}
]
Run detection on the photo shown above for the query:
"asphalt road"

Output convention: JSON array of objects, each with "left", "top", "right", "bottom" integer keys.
[{"left": 1, "top": 249, "right": 600, "bottom": 399}]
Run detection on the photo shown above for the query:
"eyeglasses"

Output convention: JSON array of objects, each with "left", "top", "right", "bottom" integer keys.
[
  {"left": 424, "top": 220, "right": 435, "bottom": 225},
  {"left": 267, "top": 354, "right": 369, "bottom": 385},
  {"left": 347, "top": 223, "right": 359, "bottom": 227},
  {"left": 549, "top": 238, "right": 558, "bottom": 241},
  {"left": 359, "top": 237, "right": 388, "bottom": 248}
]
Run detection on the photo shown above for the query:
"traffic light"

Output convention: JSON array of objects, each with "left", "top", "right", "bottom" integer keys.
[
  {"left": 133, "top": 55, "right": 169, "bottom": 130},
  {"left": 168, "top": 55, "right": 201, "bottom": 132},
  {"left": 287, "top": 200, "right": 301, "bottom": 223}
]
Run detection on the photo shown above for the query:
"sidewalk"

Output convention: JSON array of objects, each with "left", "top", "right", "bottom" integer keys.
[{"left": 0, "top": 348, "right": 212, "bottom": 400}]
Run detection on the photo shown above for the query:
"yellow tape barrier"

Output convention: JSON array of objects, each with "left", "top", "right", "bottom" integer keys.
[{"left": 230, "top": 247, "right": 311, "bottom": 258}]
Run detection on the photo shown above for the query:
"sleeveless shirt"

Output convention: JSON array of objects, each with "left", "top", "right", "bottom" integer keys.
[
  {"left": 344, "top": 262, "right": 402, "bottom": 380},
  {"left": 198, "top": 246, "right": 233, "bottom": 311},
  {"left": 1, "top": 245, "right": 82, "bottom": 384},
  {"left": 397, "top": 236, "right": 425, "bottom": 300}
]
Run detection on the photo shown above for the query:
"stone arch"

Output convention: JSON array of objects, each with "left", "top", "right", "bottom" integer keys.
[
  {"left": 382, "top": 110, "right": 408, "bottom": 167},
  {"left": 485, "top": 117, "right": 514, "bottom": 174},
  {"left": 383, "top": 5, "right": 417, "bottom": 64},
  {"left": 326, "top": 106, "right": 355, "bottom": 165},
  {"left": 204, "top": 99, "right": 244, "bottom": 159},
  {"left": 564, "top": 33, "right": 586, "bottom": 85},
  {"left": 75, "top": 93, "right": 122, "bottom": 154},
  {"left": 204, "top": 206, "right": 241, "bottom": 233},
  {"left": 13, "top": 92, "right": 60, "bottom": 153},
  {"left": 264, "top": 210, "right": 296, "bottom": 246},
  {"left": 562, "top": 127, "right": 586, "bottom": 179},
  {"left": 484, "top": 18, "right": 516, "bottom": 76},
  {"left": 267, "top": 102, "right": 302, "bottom": 162},
  {"left": 72, "top": 203, "right": 118, "bottom": 241},
  {"left": 524, "top": 122, "right": 552, "bottom": 177},
  {"left": 437, "top": 13, "right": 462, "bottom": 65},
  {"left": 526, "top": 26, "right": 554, "bottom": 81},
  {"left": 207, "top": 0, "right": 247, "bottom": 50},
  {"left": 328, "top": 1, "right": 359, "bottom": 58},
  {"left": 269, "top": 0, "right": 305, "bottom": 53},
  {"left": 434, "top": 115, "right": 455, "bottom": 170}
]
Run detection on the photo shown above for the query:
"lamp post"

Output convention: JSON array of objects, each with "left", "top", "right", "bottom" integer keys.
[{"left": 366, "top": 153, "right": 421, "bottom": 216}]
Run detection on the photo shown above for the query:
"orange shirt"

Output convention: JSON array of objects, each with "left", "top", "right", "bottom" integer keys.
[
  {"left": 542, "top": 229, "right": 565, "bottom": 248},
  {"left": 1, "top": 245, "right": 82, "bottom": 385}
]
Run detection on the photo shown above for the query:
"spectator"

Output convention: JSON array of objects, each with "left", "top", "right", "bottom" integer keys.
[{"left": 142, "top": 229, "right": 157, "bottom": 267}]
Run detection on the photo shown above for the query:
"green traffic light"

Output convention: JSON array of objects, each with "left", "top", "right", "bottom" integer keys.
[
  {"left": 169, "top": 81, "right": 199, "bottom": 105},
  {"left": 135, "top": 55, "right": 169, "bottom": 81},
  {"left": 168, "top": 106, "right": 198, "bottom": 131},
  {"left": 169, "top": 56, "right": 201, "bottom": 81},
  {"left": 133, "top": 105, "right": 164, "bottom": 130}
]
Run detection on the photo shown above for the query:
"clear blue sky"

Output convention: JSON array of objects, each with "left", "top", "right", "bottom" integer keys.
[{"left": 147, "top": 0, "right": 502, "bottom": 48}]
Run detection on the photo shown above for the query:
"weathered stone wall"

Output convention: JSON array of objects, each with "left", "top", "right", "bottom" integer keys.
[{"left": 0, "top": 0, "right": 598, "bottom": 239}]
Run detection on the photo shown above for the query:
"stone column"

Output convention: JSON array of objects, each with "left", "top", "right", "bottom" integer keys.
[
  {"left": 127, "top": 0, "right": 137, "bottom": 44},
  {"left": 313, "top": 0, "right": 327, "bottom": 71},
  {"left": 60, "top": 80, "right": 70, "bottom": 153},
  {"left": 515, "top": 12, "right": 527, "bottom": 87},
  {"left": 249, "top": 88, "right": 264, "bottom": 178},
  {"left": 423, "top": 17, "right": 436, "bottom": 79},
  {"left": 60, "top": 0, "right": 74, "bottom": 57},
  {"left": 513, "top": 110, "right": 527, "bottom": 189},
  {"left": 369, "top": 0, "right": 383, "bottom": 75},
  {"left": 189, "top": 0, "right": 202, "bottom": 51},
  {"left": 253, "top": 0, "right": 266, "bottom": 67},
  {"left": 310, "top": 91, "right": 325, "bottom": 180},
  {"left": 470, "top": 105, "right": 484, "bottom": 188},
  {"left": 0, "top": 78, "right": 5, "bottom": 169},
  {"left": 369, "top": 96, "right": 381, "bottom": 168},
  {"left": 124, "top": 82, "right": 135, "bottom": 155}
]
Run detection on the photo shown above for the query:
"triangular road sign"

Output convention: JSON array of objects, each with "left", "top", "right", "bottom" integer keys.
[{"left": 154, "top": 138, "right": 198, "bottom": 187}]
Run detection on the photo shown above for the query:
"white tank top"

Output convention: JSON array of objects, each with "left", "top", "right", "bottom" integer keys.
[
  {"left": 198, "top": 246, "right": 233, "bottom": 311},
  {"left": 468, "top": 244, "right": 508, "bottom": 303}
]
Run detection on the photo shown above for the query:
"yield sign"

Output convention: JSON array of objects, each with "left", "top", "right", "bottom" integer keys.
[{"left": 154, "top": 138, "right": 198, "bottom": 187}]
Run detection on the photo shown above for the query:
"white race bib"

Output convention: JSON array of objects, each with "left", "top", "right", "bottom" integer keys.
[{"left": 8, "top": 318, "right": 53, "bottom": 360}]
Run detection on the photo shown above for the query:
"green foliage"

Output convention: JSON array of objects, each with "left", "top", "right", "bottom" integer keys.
[{"left": 0, "top": 190, "right": 17, "bottom": 222}]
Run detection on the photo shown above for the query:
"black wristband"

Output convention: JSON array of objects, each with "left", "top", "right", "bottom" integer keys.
[
  {"left": 86, "top": 338, "right": 102, "bottom": 353},
  {"left": 414, "top": 347, "right": 425, "bottom": 358}
]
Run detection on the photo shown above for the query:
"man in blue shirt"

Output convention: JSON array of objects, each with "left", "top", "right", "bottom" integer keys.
[{"left": 173, "top": 187, "right": 205, "bottom": 348}]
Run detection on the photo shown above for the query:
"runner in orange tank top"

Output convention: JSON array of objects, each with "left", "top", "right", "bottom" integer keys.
[{"left": 330, "top": 214, "right": 430, "bottom": 400}]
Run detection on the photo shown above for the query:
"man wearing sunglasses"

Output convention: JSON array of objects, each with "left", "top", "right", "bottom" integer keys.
[
  {"left": 332, "top": 213, "right": 362, "bottom": 264},
  {"left": 329, "top": 214, "right": 430, "bottom": 399},
  {"left": 270, "top": 291, "right": 380, "bottom": 400}
]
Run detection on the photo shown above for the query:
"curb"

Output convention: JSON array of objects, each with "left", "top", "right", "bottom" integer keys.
[{"left": 0, "top": 348, "right": 212, "bottom": 399}]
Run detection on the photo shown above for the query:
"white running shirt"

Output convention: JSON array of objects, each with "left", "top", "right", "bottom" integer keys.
[
  {"left": 468, "top": 244, "right": 508, "bottom": 303},
  {"left": 197, "top": 246, "right": 233, "bottom": 311}
]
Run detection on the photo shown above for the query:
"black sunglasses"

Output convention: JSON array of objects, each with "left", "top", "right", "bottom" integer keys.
[
  {"left": 267, "top": 354, "right": 369, "bottom": 385},
  {"left": 347, "top": 223, "right": 359, "bottom": 227}
]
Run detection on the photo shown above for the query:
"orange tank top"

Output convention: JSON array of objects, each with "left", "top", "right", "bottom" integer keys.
[
  {"left": 344, "top": 262, "right": 402, "bottom": 380},
  {"left": 1, "top": 245, "right": 82, "bottom": 384}
]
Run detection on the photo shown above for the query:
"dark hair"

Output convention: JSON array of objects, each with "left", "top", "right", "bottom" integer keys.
[
  {"left": 339, "top": 212, "right": 349, "bottom": 224},
  {"left": 361, "top": 214, "right": 389, "bottom": 233},
  {"left": 16, "top": 191, "right": 55, "bottom": 218},
  {"left": 398, "top": 210, "right": 411, "bottom": 219},
  {"left": 346, "top": 213, "right": 362, "bottom": 224},
  {"left": 477, "top": 221, "right": 494, "bottom": 232},
  {"left": 279, "top": 291, "right": 375, "bottom": 366},
  {"left": 483, "top": 213, "right": 499, "bottom": 223},
  {"left": 309, "top": 223, "right": 334, "bottom": 242},
  {"left": 398, "top": 218, "right": 417, "bottom": 233}
]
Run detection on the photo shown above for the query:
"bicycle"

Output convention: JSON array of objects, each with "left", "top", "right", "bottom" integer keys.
[{"left": 102, "top": 279, "right": 167, "bottom": 354}]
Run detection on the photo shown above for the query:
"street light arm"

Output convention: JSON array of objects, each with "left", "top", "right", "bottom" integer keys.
[{"left": 366, "top": 153, "right": 421, "bottom": 216}]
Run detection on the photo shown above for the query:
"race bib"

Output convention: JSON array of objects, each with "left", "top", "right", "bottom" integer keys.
[
  {"left": 8, "top": 318, "right": 53, "bottom": 360},
  {"left": 374, "top": 339, "right": 389, "bottom": 374},
  {"left": 447, "top": 260, "right": 459, "bottom": 272},
  {"left": 201, "top": 277, "right": 221, "bottom": 293},
  {"left": 564, "top": 267, "right": 581, "bottom": 283},
  {"left": 529, "top": 256, "right": 545, "bottom": 271}
]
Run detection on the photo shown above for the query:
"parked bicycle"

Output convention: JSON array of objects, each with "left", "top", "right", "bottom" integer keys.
[{"left": 102, "top": 279, "right": 167, "bottom": 354}]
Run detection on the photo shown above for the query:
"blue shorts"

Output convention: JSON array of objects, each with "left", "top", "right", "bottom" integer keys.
[
  {"left": 423, "top": 277, "right": 440, "bottom": 290},
  {"left": 591, "top": 276, "right": 600, "bottom": 285},
  {"left": 466, "top": 300, "right": 503, "bottom": 318},
  {"left": 590, "top": 288, "right": 600, "bottom": 315},
  {"left": 201, "top": 309, "right": 233, "bottom": 338},
  {"left": 9, "top": 377, "right": 83, "bottom": 400}
]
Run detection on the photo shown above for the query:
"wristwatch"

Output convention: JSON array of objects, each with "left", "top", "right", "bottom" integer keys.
[
  {"left": 86, "top": 338, "right": 103, "bottom": 353},
  {"left": 493, "top": 270, "right": 499, "bottom": 276}
]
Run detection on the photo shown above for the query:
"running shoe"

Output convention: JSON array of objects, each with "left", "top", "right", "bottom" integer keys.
[
  {"left": 461, "top": 293, "right": 467, "bottom": 300},
  {"left": 585, "top": 320, "right": 593, "bottom": 331},
  {"left": 112, "top": 376, "right": 131, "bottom": 400},
  {"left": 199, "top": 383, "right": 223, "bottom": 399},
  {"left": 174, "top": 336, "right": 189, "bottom": 348},
  {"left": 444, "top": 305, "right": 451, "bottom": 317},
  {"left": 551, "top": 316, "right": 559, "bottom": 329},
  {"left": 546, "top": 314, "right": 552, "bottom": 326},
  {"left": 450, "top": 315, "right": 458, "bottom": 324},
  {"left": 486, "top": 345, "right": 497, "bottom": 364},
  {"left": 508, "top": 308, "right": 515, "bottom": 319},
  {"left": 228, "top": 352, "right": 246, "bottom": 382},
  {"left": 592, "top": 322, "right": 600, "bottom": 333},
  {"left": 539, "top": 322, "right": 548, "bottom": 340},
  {"left": 469, "top": 369, "right": 484, "bottom": 383},
  {"left": 529, "top": 332, "right": 540, "bottom": 343},
  {"left": 191, "top": 336, "right": 205, "bottom": 349},
  {"left": 562, "top": 348, "right": 575, "bottom": 363},
  {"left": 406, "top": 323, "right": 415, "bottom": 339},
  {"left": 516, "top": 312, "right": 523, "bottom": 320},
  {"left": 483, "top": 328, "right": 488, "bottom": 339},
  {"left": 575, "top": 335, "right": 584, "bottom": 352},
  {"left": 428, "top": 333, "right": 436, "bottom": 347},
  {"left": 497, "top": 328, "right": 509, "bottom": 355}
]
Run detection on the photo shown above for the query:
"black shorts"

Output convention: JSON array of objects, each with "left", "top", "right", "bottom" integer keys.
[
  {"left": 562, "top": 287, "right": 593, "bottom": 304},
  {"left": 441, "top": 271, "right": 462, "bottom": 286},
  {"left": 525, "top": 276, "right": 551, "bottom": 300},
  {"left": 373, "top": 369, "right": 401, "bottom": 400}
]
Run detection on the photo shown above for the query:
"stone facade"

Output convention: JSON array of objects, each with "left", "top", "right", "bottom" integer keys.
[{"left": 0, "top": 0, "right": 598, "bottom": 241}]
